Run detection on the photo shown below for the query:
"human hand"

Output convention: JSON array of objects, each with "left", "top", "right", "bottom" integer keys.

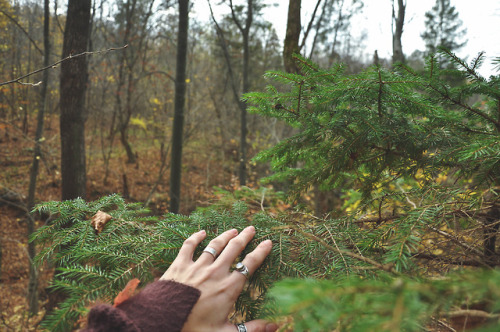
[{"left": 160, "top": 226, "right": 277, "bottom": 332}]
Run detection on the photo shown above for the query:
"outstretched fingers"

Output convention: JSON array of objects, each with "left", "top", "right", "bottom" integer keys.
[
  {"left": 197, "top": 228, "right": 239, "bottom": 265},
  {"left": 228, "top": 238, "right": 273, "bottom": 298},
  {"left": 176, "top": 230, "right": 207, "bottom": 263},
  {"left": 216, "top": 226, "right": 257, "bottom": 268},
  {"left": 232, "top": 239, "right": 272, "bottom": 279}
]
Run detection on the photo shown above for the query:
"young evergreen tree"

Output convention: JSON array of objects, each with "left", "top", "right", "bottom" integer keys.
[
  {"left": 421, "top": 0, "right": 467, "bottom": 59},
  {"left": 33, "top": 52, "right": 500, "bottom": 331},
  {"left": 244, "top": 51, "right": 500, "bottom": 330}
]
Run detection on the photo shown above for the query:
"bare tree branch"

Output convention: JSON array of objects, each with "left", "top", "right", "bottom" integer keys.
[
  {"left": 207, "top": 0, "right": 240, "bottom": 105},
  {"left": 0, "top": 45, "right": 128, "bottom": 87},
  {"left": 0, "top": 9, "right": 43, "bottom": 55},
  {"left": 300, "top": 0, "right": 322, "bottom": 52}
]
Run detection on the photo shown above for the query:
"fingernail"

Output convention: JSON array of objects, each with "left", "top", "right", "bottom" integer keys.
[
  {"left": 198, "top": 230, "right": 206, "bottom": 235},
  {"left": 265, "top": 323, "right": 278, "bottom": 332},
  {"left": 245, "top": 225, "right": 255, "bottom": 232},
  {"left": 262, "top": 239, "right": 272, "bottom": 246}
]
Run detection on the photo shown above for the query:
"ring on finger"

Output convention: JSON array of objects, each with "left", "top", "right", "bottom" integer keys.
[
  {"left": 236, "top": 322, "right": 247, "bottom": 332},
  {"left": 235, "top": 262, "right": 249, "bottom": 279},
  {"left": 202, "top": 246, "right": 217, "bottom": 258}
]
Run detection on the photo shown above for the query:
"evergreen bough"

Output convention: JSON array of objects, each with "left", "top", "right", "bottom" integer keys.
[
  {"left": 33, "top": 193, "right": 353, "bottom": 331},
  {"left": 33, "top": 51, "right": 500, "bottom": 331},
  {"left": 244, "top": 50, "right": 500, "bottom": 330}
]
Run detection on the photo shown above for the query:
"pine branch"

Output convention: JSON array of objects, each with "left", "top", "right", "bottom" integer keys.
[{"left": 290, "top": 226, "right": 396, "bottom": 273}]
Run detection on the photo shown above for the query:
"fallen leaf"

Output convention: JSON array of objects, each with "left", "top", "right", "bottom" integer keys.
[
  {"left": 91, "top": 210, "right": 112, "bottom": 234},
  {"left": 113, "top": 278, "right": 141, "bottom": 307}
]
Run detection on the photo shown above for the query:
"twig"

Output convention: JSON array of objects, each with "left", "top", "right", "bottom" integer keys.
[
  {"left": 144, "top": 143, "right": 171, "bottom": 207},
  {"left": 412, "top": 253, "right": 491, "bottom": 267},
  {"left": 260, "top": 188, "right": 266, "bottom": 212},
  {"left": 425, "top": 224, "right": 484, "bottom": 257},
  {"left": 355, "top": 215, "right": 401, "bottom": 224},
  {"left": 377, "top": 68, "right": 383, "bottom": 117},
  {"left": 447, "top": 309, "right": 500, "bottom": 319},
  {"left": 354, "top": 205, "right": 495, "bottom": 226},
  {"left": 0, "top": 187, "right": 35, "bottom": 224},
  {"left": 432, "top": 318, "right": 457, "bottom": 332},
  {"left": 325, "top": 226, "right": 349, "bottom": 274},
  {"left": 0, "top": 45, "right": 128, "bottom": 87},
  {"left": 0, "top": 237, "right": 34, "bottom": 264},
  {"left": 397, "top": 183, "right": 417, "bottom": 209},
  {"left": 0, "top": 196, "right": 29, "bottom": 214},
  {"left": 289, "top": 226, "right": 396, "bottom": 273},
  {"left": 207, "top": 0, "right": 240, "bottom": 107},
  {"left": 301, "top": 0, "right": 323, "bottom": 53},
  {"left": 0, "top": 9, "right": 43, "bottom": 55}
]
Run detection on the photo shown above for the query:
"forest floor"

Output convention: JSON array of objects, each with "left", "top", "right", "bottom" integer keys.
[
  {"left": 0, "top": 115, "right": 248, "bottom": 331},
  {"left": 0, "top": 116, "right": 490, "bottom": 331}
]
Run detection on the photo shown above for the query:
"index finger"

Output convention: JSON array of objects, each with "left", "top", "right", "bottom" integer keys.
[
  {"left": 175, "top": 230, "right": 207, "bottom": 263},
  {"left": 214, "top": 226, "right": 256, "bottom": 268}
]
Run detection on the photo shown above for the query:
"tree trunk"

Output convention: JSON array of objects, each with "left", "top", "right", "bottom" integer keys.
[
  {"left": 169, "top": 0, "right": 189, "bottom": 213},
  {"left": 115, "top": 0, "right": 137, "bottom": 164},
  {"left": 308, "top": 0, "right": 327, "bottom": 60},
  {"left": 284, "top": 0, "right": 301, "bottom": 74},
  {"left": 120, "top": 125, "right": 136, "bottom": 164},
  {"left": 47, "top": 0, "right": 91, "bottom": 312},
  {"left": 26, "top": 0, "right": 51, "bottom": 316},
  {"left": 484, "top": 205, "right": 500, "bottom": 266},
  {"left": 60, "top": 0, "right": 91, "bottom": 200},
  {"left": 392, "top": 0, "right": 405, "bottom": 65},
  {"left": 237, "top": 0, "right": 253, "bottom": 186},
  {"left": 328, "top": 0, "right": 346, "bottom": 67}
]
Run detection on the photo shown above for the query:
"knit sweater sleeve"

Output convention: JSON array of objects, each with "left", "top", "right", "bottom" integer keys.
[{"left": 82, "top": 280, "right": 201, "bottom": 332}]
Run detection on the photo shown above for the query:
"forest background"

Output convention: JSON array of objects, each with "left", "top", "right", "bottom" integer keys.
[{"left": 0, "top": 0, "right": 500, "bottom": 331}]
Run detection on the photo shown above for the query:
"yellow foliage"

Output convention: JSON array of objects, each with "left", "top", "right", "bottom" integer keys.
[
  {"left": 0, "top": 0, "right": 13, "bottom": 30},
  {"left": 345, "top": 199, "right": 360, "bottom": 213},
  {"left": 432, "top": 248, "right": 443, "bottom": 255},
  {"left": 130, "top": 117, "right": 147, "bottom": 131},
  {"left": 435, "top": 173, "right": 447, "bottom": 184},
  {"left": 151, "top": 97, "right": 161, "bottom": 105}
]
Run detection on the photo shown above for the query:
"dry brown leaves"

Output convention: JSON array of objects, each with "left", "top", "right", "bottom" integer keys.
[{"left": 90, "top": 210, "right": 112, "bottom": 234}]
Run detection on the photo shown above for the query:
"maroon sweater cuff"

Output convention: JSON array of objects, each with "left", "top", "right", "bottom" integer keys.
[{"left": 83, "top": 280, "right": 201, "bottom": 332}]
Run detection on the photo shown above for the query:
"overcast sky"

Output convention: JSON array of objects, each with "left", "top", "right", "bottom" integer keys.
[{"left": 195, "top": 0, "right": 500, "bottom": 76}]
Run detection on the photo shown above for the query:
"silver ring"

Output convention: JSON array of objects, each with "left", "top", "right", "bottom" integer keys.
[
  {"left": 236, "top": 323, "right": 247, "bottom": 332},
  {"left": 235, "top": 262, "right": 249, "bottom": 278},
  {"left": 202, "top": 246, "right": 217, "bottom": 258}
]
